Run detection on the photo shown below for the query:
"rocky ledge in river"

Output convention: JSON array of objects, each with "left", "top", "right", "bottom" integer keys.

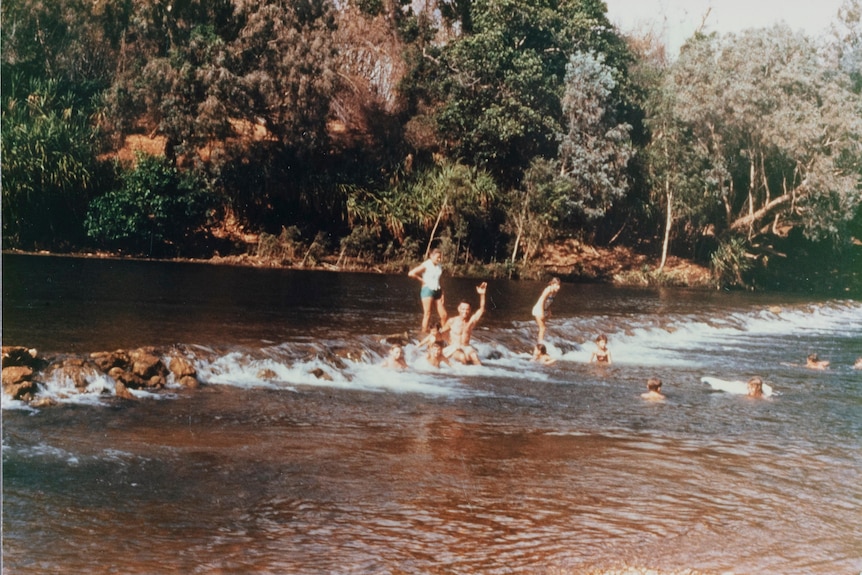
[{"left": 2, "top": 345, "right": 200, "bottom": 407}]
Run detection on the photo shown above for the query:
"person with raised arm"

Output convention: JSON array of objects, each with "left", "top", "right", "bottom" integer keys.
[{"left": 441, "top": 282, "right": 488, "bottom": 365}]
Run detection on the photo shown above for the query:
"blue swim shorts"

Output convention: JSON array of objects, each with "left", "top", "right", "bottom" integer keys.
[{"left": 421, "top": 286, "right": 443, "bottom": 300}]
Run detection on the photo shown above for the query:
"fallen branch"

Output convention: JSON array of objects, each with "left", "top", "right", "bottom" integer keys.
[{"left": 730, "top": 194, "right": 793, "bottom": 233}]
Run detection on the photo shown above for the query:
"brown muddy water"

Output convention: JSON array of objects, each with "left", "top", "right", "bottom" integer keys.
[{"left": 3, "top": 254, "right": 861, "bottom": 574}]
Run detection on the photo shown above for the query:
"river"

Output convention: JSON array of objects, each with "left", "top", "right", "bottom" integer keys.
[{"left": 2, "top": 253, "right": 861, "bottom": 574}]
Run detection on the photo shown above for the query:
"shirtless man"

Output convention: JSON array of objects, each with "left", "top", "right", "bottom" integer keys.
[{"left": 441, "top": 282, "right": 487, "bottom": 365}]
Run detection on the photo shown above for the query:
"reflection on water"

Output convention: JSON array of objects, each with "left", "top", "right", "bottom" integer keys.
[{"left": 3, "top": 254, "right": 862, "bottom": 574}]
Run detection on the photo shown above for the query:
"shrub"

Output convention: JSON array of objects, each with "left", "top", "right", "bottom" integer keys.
[
  {"left": 85, "top": 154, "right": 215, "bottom": 255},
  {"left": 1, "top": 78, "right": 100, "bottom": 249},
  {"left": 711, "top": 236, "right": 753, "bottom": 289},
  {"left": 256, "top": 226, "right": 302, "bottom": 263}
]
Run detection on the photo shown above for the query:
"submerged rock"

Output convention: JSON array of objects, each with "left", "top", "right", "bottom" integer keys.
[
  {"left": 114, "top": 381, "right": 136, "bottom": 400},
  {"left": 310, "top": 367, "right": 333, "bottom": 381},
  {"left": 257, "top": 369, "right": 278, "bottom": 380}
]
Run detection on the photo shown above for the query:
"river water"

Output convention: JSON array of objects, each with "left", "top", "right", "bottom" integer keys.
[{"left": 2, "top": 254, "right": 861, "bottom": 574}]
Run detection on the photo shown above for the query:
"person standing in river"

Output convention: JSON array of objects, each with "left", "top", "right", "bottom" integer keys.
[
  {"left": 442, "top": 282, "right": 488, "bottom": 365},
  {"left": 531, "top": 277, "right": 561, "bottom": 343},
  {"left": 408, "top": 248, "right": 447, "bottom": 333}
]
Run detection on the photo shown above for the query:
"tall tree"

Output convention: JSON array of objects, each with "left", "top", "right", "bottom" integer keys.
[
  {"left": 507, "top": 51, "right": 633, "bottom": 262},
  {"left": 665, "top": 27, "right": 862, "bottom": 246},
  {"left": 556, "top": 51, "right": 633, "bottom": 223},
  {"left": 427, "top": 0, "right": 631, "bottom": 185},
  {"left": 640, "top": 48, "right": 715, "bottom": 270},
  {"left": 830, "top": 0, "right": 862, "bottom": 91}
]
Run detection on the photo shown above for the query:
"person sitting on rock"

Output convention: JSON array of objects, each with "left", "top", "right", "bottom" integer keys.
[{"left": 441, "top": 282, "right": 487, "bottom": 365}]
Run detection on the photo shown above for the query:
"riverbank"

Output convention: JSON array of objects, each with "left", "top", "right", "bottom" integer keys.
[{"left": 3, "top": 239, "right": 715, "bottom": 288}]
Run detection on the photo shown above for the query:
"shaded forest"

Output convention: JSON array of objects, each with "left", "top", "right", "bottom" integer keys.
[{"left": 2, "top": 0, "right": 861, "bottom": 291}]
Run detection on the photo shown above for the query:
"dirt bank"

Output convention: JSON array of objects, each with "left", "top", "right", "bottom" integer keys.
[{"left": 4, "top": 239, "right": 714, "bottom": 288}]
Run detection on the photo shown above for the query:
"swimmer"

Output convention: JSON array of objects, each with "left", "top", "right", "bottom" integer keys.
[
  {"left": 641, "top": 377, "right": 665, "bottom": 400},
  {"left": 805, "top": 353, "right": 830, "bottom": 370},
  {"left": 854, "top": 357, "right": 862, "bottom": 370},
  {"left": 417, "top": 323, "right": 447, "bottom": 350},
  {"left": 408, "top": 248, "right": 447, "bottom": 333},
  {"left": 426, "top": 341, "right": 451, "bottom": 368},
  {"left": 531, "top": 343, "right": 556, "bottom": 365},
  {"left": 441, "top": 282, "right": 488, "bottom": 365},
  {"left": 746, "top": 376, "right": 766, "bottom": 398},
  {"left": 589, "top": 334, "right": 612, "bottom": 365},
  {"left": 531, "top": 277, "right": 561, "bottom": 343},
  {"left": 381, "top": 344, "right": 408, "bottom": 370}
]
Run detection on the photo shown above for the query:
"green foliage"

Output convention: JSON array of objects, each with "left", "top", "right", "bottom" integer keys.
[
  {"left": 345, "top": 161, "right": 498, "bottom": 261},
  {"left": 557, "top": 51, "right": 633, "bottom": 222},
  {"left": 1, "top": 0, "right": 121, "bottom": 85},
  {"left": 831, "top": 0, "right": 862, "bottom": 92},
  {"left": 504, "top": 51, "right": 633, "bottom": 262},
  {"left": 256, "top": 226, "right": 303, "bottom": 263},
  {"left": 710, "top": 236, "right": 753, "bottom": 289},
  {"left": 339, "top": 226, "right": 378, "bottom": 259},
  {"left": 85, "top": 154, "right": 214, "bottom": 255},
  {"left": 3, "top": 0, "right": 861, "bottom": 292},
  {"left": 1, "top": 78, "right": 101, "bottom": 248},
  {"left": 427, "top": 0, "right": 633, "bottom": 184},
  {"left": 667, "top": 27, "right": 862, "bottom": 244}
]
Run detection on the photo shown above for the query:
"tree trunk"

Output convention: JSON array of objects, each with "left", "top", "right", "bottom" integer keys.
[
  {"left": 659, "top": 175, "right": 672, "bottom": 272},
  {"left": 511, "top": 223, "right": 523, "bottom": 265},
  {"left": 511, "top": 187, "right": 532, "bottom": 264},
  {"left": 425, "top": 197, "right": 447, "bottom": 259},
  {"left": 747, "top": 160, "right": 756, "bottom": 238}
]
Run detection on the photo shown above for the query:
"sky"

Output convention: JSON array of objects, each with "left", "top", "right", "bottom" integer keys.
[{"left": 604, "top": 0, "right": 847, "bottom": 55}]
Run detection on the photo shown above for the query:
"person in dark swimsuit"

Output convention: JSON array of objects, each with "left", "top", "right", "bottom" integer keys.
[{"left": 589, "top": 334, "right": 612, "bottom": 364}]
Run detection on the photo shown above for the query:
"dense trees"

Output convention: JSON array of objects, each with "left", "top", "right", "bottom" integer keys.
[
  {"left": 2, "top": 0, "right": 861, "bottom": 290},
  {"left": 644, "top": 26, "right": 862, "bottom": 285},
  {"left": 1, "top": 78, "right": 102, "bottom": 248}
]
